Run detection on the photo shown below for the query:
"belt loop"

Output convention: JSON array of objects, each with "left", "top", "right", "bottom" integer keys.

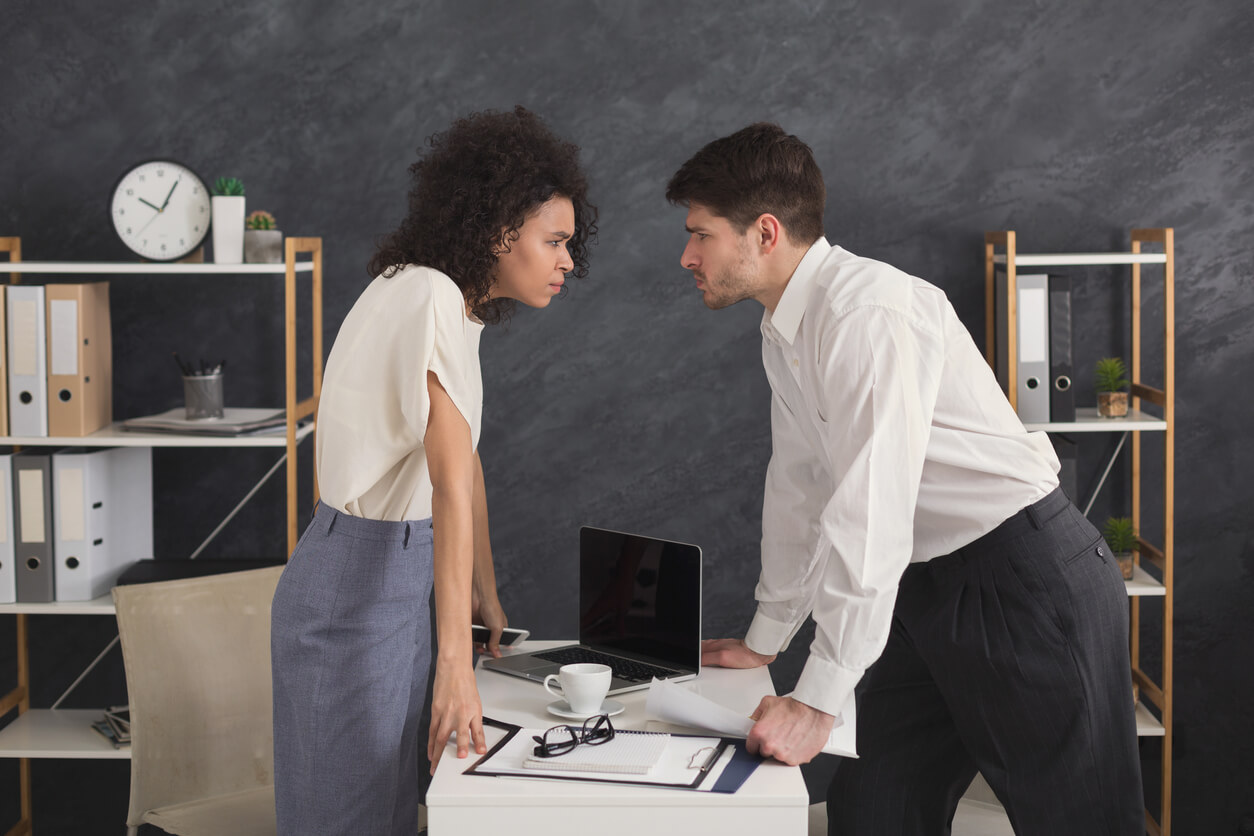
[
  {"left": 403, "top": 522, "right": 412, "bottom": 549},
  {"left": 1026, "top": 503, "right": 1044, "bottom": 530},
  {"left": 321, "top": 505, "right": 338, "bottom": 535}
]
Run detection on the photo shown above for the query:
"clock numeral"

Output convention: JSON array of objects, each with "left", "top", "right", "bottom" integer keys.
[
  {"left": 126, "top": 227, "right": 132, "bottom": 234},
  {"left": 161, "top": 244, "right": 167, "bottom": 251},
  {"left": 126, "top": 188, "right": 134, "bottom": 196},
  {"left": 192, "top": 187, "right": 199, "bottom": 194},
  {"left": 157, "top": 170, "right": 165, "bottom": 177},
  {"left": 179, "top": 239, "right": 185, "bottom": 246},
  {"left": 194, "top": 225, "right": 200, "bottom": 232},
  {"left": 199, "top": 206, "right": 205, "bottom": 213},
  {"left": 138, "top": 175, "right": 145, "bottom": 182},
  {"left": 118, "top": 208, "right": 125, "bottom": 215}
]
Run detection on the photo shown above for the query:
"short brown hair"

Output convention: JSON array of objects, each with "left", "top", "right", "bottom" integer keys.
[{"left": 666, "top": 123, "right": 825, "bottom": 245}]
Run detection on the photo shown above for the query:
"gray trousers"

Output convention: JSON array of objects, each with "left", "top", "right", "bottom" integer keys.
[
  {"left": 828, "top": 487, "right": 1145, "bottom": 835},
  {"left": 272, "top": 505, "right": 434, "bottom": 836}
]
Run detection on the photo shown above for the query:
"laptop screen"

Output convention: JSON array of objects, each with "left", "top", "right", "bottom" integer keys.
[{"left": 578, "top": 526, "right": 701, "bottom": 671}]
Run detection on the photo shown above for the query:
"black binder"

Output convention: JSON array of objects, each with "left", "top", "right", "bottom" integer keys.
[
  {"left": 13, "top": 452, "right": 55, "bottom": 602},
  {"left": 1051, "top": 434, "right": 1078, "bottom": 505},
  {"left": 1048, "top": 275, "right": 1075, "bottom": 423}
]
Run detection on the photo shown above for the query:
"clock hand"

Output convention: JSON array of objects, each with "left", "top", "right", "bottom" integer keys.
[
  {"left": 138, "top": 197, "right": 162, "bottom": 212},
  {"left": 159, "top": 178, "right": 180, "bottom": 211},
  {"left": 136, "top": 209, "right": 163, "bottom": 235}
]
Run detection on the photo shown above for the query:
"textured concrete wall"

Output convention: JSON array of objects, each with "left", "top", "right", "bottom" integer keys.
[{"left": 1, "top": 0, "right": 1251, "bottom": 831}]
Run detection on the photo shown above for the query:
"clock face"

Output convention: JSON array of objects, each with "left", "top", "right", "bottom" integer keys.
[{"left": 110, "top": 160, "right": 211, "bottom": 261}]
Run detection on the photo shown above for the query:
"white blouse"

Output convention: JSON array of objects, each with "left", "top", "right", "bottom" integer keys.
[{"left": 316, "top": 265, "right": 484, "bottom": 522}]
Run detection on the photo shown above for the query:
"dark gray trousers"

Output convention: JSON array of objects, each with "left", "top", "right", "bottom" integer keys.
[
  {"left": 828, "top": 488, "right": 1145, "bottom": 835},
  {"left": 272, "top": 505, "right": 435, "bottom": 836}
]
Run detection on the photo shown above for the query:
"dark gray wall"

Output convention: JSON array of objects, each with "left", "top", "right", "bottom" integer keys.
[{"left": 2, "top": 0, "right": 1251, "bottom": 832}]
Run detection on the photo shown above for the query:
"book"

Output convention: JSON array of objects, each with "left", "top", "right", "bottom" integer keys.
[{"left": 522, "top": 729, "right": 669, "bottom": 775}]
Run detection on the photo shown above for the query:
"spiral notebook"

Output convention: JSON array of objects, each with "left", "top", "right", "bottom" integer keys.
[{"left": 522, "top": 730, "right": 669, "bottom": 775}]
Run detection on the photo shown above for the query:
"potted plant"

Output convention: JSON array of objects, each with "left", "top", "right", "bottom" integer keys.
[
  {"left": 1095, "top": 356, "right": 1130, "bottom": 417},
  {"left": 244, "top": 210, "right": 283, "bottom": 263},
  {"left": 211, "top": 177, "right": 245, "bottom": 264},
  {"left": 1102, "top": 516, "right": 1137, "bottom": 580}
]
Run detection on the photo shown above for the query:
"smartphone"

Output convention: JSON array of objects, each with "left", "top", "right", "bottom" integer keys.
[{"left": 470, "top": 625, "right": 530, "bottom": 647}]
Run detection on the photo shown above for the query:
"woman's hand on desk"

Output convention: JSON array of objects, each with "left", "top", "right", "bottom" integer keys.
[
  {"left": 746, "top": 695, "right": 834, "bottom": 766},
  {"left": 428, "top": 660, "right": 486, "bottom": 774},
  {"left": 701, "top": 638, "right": 776, "bottom": 669}
]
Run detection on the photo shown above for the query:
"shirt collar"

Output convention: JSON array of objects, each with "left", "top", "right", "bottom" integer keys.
[{"left": 762, "top": 237, "right": 831, "bottom": 346}]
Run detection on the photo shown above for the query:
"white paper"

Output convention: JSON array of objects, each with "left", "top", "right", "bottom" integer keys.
[{"left": 645, "top": 677, "right": 858, "bottom": 758}]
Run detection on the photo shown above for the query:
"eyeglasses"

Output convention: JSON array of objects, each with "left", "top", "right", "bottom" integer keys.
[{"left": 531, "top": 713, "right": 615, "bottom": 758}]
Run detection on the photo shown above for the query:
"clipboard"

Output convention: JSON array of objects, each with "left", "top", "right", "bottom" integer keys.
[{"left": 467, "top": 717, "right": 762, "bottom": 793}]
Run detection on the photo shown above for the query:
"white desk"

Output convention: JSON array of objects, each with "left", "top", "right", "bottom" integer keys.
[{"left": 427, "top": 641, "right": 809, "bottom": 835}]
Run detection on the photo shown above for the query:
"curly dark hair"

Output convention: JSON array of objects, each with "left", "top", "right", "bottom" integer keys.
[{"left": 368, "top": 106, "right": 597, "bottom": 324}]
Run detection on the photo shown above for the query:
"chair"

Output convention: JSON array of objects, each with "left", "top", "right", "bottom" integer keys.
[{"left": 114, "top": 566, "right": 284, "bottom": 836}]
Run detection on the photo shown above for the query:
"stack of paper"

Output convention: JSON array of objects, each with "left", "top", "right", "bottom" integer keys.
[
  {"left": 522, "top": 730, "right": 669, "bottom": 775},
  {"left": 645, "top": 677, "right": 858, "bottom": 758}
]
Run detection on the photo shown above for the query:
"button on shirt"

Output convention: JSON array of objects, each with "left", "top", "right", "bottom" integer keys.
[
  {"left": 316, "top": 265, "right": 483, "bottom": 522},
  {"left": 743, "top": 238, "right": 1060, "bottom": 718}
]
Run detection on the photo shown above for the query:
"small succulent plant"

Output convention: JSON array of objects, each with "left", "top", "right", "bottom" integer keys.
[
  {"left": 213, "top": 177, "right": 245, "bottom": 197},
  {"left": 1102, "top": 516, "right": 1138, "bottom": 554},
  {"left": 245, "top": 210, "right": 277, "bottom": 230},
  {"left": 1095, "top": 357, "right": 1130, "bottom": 393}
]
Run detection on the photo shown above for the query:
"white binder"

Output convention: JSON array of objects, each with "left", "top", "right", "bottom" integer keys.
[
  {"left": 0, "top": 454, "right": 14, "bottom": 604},
  {"left": 52, "top": 447, "right": 153, "bottom": 602},
  {"left": 995, "top": 272, "right": 1051, "bottom": 425},
  {"left": 6, "top": 285, "right": 49, "bottom": 437}
]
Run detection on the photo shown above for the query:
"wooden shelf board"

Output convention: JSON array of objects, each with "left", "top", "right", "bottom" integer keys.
[
  {"left": 1126, "top": 564, "right": 1166, "bottom": 597},
  {"left": 0, "top": 595, "right": 115, "bottom": 615},
  {"left": 1135, "top": 702, "right": 1166, "bottom": 737},
  {"left": 5, "top": 260, "right": 314, "bottom": 275},
  {"left": 0, "top": 419, "right": 313, "bottom": 448},
  {"left": 1023, "top": 407, "right": 1166, "bottom": 433},
  {"left": 993, "top": 253, "right": 1167, "bottom": 267},
  {"left": 0, "top": 709, "right": 130, "bottom": 759}
]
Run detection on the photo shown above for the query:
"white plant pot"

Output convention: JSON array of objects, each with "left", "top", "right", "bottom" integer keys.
[{"left": 211, "top": 196, "right": 246, "bottom": 264}]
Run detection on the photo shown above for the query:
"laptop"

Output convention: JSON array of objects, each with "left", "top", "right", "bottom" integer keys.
[{"left": 483, "top": 526, "right": 701, "bottom": 695}]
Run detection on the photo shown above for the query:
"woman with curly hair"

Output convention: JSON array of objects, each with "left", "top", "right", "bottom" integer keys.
[{"left": 271, "top": 106, "right": 595, "bottom": 835}]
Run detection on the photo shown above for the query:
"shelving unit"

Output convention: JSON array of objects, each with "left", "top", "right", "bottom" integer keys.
[
  {"left": 984, "top": 229, "right": 1174, "bottom": 835},
  {"left": 0, "top": 236, "right": 323, "bottom": 834}
]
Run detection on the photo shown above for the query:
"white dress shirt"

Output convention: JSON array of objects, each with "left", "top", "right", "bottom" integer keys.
[
  {"left": 743, "top": 238, "right": 1060, "bottom": 718},
  {"left": 316, "top": 265, "right": 483, "bottom": 522}
]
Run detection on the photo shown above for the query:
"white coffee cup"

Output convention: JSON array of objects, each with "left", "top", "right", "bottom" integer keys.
[{"left": 543, "top": 663, "right": 612, "bottom": 715}]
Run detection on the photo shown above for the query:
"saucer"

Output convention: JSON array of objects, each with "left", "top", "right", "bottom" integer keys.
[{"left": 545, "top": 698, "right": 626, "bottom": 720}]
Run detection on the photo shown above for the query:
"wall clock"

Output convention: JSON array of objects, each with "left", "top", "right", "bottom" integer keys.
[{"left": 109, "top": 159, "right": 211, "bottom": 261}]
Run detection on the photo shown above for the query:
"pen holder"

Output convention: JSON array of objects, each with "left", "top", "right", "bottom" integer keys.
[{"left": 183, "top": 373, "right": 225, "bottom": 420}]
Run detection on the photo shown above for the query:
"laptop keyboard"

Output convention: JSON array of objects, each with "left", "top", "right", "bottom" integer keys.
[{"left": 532, "top": 647, "right": 680, "bottom": 683}]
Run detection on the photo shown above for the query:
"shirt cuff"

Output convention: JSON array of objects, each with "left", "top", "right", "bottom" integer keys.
[
  {"left": 788, "top": 653, "right": 864, "bottom": 719},
  {"left": 744, "top": 608, "right": 797, "bottom": 656}
]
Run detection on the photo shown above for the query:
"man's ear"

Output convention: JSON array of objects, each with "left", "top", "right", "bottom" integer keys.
[{"left": 754, "top": 213, "right": 783, "bottom": 254}]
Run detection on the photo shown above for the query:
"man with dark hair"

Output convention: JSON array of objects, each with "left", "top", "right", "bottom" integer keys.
[{"left": 668, "top": 123, "right": 1143, "bottom": 835}]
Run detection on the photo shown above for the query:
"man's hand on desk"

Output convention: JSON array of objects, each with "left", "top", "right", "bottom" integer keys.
[
  {"left": 746, "top": 695, "right": 834, "bottom": 766},
  {"left": 701, "top": 638, "right": 776, "bottom": 669}
]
